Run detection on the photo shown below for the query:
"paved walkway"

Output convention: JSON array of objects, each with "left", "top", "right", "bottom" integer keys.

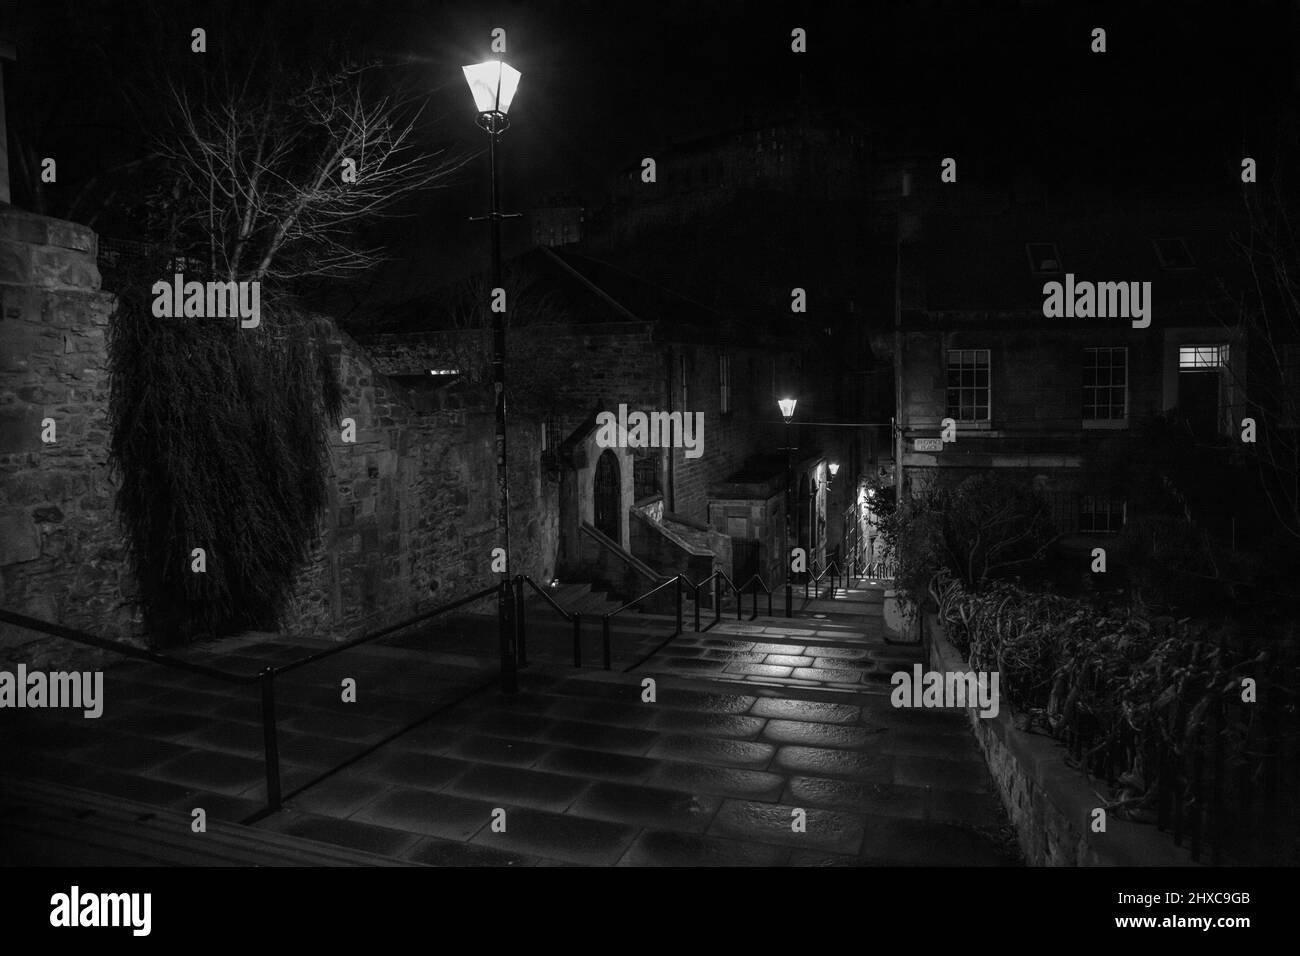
[{"left": 1, "top": 584, "right": 1021, "bottom": 866}]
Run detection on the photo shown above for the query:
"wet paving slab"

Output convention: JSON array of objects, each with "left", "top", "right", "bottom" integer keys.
[
  {"left": 618, "top": 829, "right": 790, "bottom": 866},
  {"left": 469, "top": 806, "right": 638, "bottom": 866}
]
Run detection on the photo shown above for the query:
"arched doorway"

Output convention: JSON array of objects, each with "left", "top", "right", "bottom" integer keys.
[{"left": 594, "top": 449, "right": 621, "bottom": 544}]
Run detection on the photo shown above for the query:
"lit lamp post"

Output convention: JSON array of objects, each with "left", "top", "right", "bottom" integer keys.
[
  {"left": 827, "top": 462, "right": 841, "bottom": 567},
  {"left": 464, "top": 58, "right": 522, "bottom": 692},
  {"left": 778, "top": 398, "right": 798, "bottom": 597}
]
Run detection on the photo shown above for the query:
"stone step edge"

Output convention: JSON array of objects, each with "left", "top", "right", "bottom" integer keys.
[{"left": 0, "top": 773, "right": 422, "bottom": 867}]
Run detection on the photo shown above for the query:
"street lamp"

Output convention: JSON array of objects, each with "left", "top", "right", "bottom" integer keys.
[
  {"left": 778, "top": 398, "right": 798, "bottom": 588},
  {"left": 828, "top": 462, "right": 840, "bottom": 478},
  {"left": 464, "top": 57, "right": 522, "bottom": 692}
]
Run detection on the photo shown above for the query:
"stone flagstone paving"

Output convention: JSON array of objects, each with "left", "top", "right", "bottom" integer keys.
[{"left": 1, "top": 582, "right": 1022, "bottom": 866}]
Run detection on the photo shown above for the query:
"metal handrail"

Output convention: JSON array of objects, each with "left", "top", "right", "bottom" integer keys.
[
  {"left": 600, "top": 575, "right": 682, "bottom": 670},
  {"left": 0, "top": 581, "right": 512, "bottom": 817},
  {"left": 737, "top": 574, "right": 774, "bottom": 618},
  {"left": 517, "top": 574, "right": 584, "bottom": 667},
  {"left": 275, "top": 585, "right": 499, "bottom": 676},
  {"left": 806, "top": 560, "right": 844, "bottom": 601},
  {"left": 0, "top": 609, "right": 254, "bottom": 685},
  {"left": 607, "top": 575, "right": 679, "bottom": 617},
  {"left": 544, "top": 564, "right": 796, "bottom": 673},
  {"left": 518, "top": 575, "right": 574, "bottom": 621}
]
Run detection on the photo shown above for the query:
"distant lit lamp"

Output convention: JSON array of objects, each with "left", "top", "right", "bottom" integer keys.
[{"left": 778, "top": 398, "right": 798, "bottom": 586}]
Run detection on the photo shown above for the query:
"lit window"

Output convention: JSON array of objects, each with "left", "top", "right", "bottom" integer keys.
[
  {"left": 946, "top": 349, "right": 991, "bottom": 422},
  {"left": 1178, "top": 344, "right": 1231, "bottom": 440},
  {"left": 1179, "top": 345, "right": 1228, "bottom": 368},
  {"left": 1082, "top": 347, "right": 1127, "bottom": 424},
  {"left": 1026, "top": 242, "right": 1062, "bottom": 274}
]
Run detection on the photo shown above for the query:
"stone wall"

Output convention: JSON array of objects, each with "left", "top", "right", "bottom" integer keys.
[
  {"left": 577, "top": 522, "right": 671, "bottom": 613},
  {"left": 0, "top": 209, "right": 135, "bottom": 664},
  {"left": 0, "top": 208, "right": 558, "bottom": 658},
  {"left": 629, "top": 507, "right": 713, "bottom": 582},
  {"left": 285, "top": 320, "right": 558, "bottom": 642},
  {"left": 361, "top": 325, "right": 801, "bottom": 532},
  {"left": 923, "top": 612, "right": 1197, "bottom": 866}
]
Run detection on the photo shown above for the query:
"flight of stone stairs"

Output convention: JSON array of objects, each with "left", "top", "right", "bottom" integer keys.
[
  {"left": 525, "top": 580, "right": 626, "bottom": 618},
  {"left": 1, "top": 572, "right": 1018, "bottom": 867}
]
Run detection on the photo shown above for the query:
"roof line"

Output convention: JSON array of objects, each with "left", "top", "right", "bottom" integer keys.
[
  {"left": 557, "top": 248, "right": 728, "bottom": 319},
  {"left": 537, "top": 246, "right": 644, "bottom": 324}
]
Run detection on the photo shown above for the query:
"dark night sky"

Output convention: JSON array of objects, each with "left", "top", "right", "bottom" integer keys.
[{"left": 4, "top": 0, "right": 1297, "bottom": 299}]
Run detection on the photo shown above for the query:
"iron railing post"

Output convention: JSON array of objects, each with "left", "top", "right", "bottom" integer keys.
[
  {"left": 601, "top": 615, "right": 612, "bottom": 671},
  {"left": 675, "top": 575, "right": 683, "bottom": 636},
  {"left": 785, "top": 583, "right": 792, "bottom": 617},
  {"left": 499, "top": 580, "right": 518, "bottom": 694},
  {"left": 767, "top": 586, "right": 772, "bottom": 617},
  {"left": 572, "top": 612, "right": 582, "bottom": 667},
  {"left": 514, "top": 575, "right": 527, "bottom": 668},
  {"left": 714, "top": 573, "right": 721, "bottom": 626},
  {"left": 693, "top": 583, "right": 701, "bottom": 632},
  {"left": 259, "top": 667, "right": 282, "bottom": 812}
]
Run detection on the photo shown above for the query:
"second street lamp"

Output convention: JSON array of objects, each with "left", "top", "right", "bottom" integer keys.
[
  {"left": 464, "top": 57, "right": 522, "bottom": 693},
  {"left": 778, "top": 398, "right": 798, "bottom": 594}
]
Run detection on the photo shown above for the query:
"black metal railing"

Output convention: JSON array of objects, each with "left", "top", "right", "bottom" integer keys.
[
  {"left": 806, "top": 560, "right": 843, "bottom": 601},
  {"left": 0, "top": 582, "right": 508, "bottom": 819},
  {"left": 600, "top": 575, "right": 683, "bottom": 670},
  {"left": 737, "top": 574, "right": 775, "bottom": 620},
  {"left": 515, "top": 575, "right": 584, "bottom": 667},
  {"left": 592, "top": 568, "right": 787, "bottom": 671}
]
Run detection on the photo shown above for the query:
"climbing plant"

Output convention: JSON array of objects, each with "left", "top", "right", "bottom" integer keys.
[{"left": 107, "top": 253, "right": 340, "bottom": 644}]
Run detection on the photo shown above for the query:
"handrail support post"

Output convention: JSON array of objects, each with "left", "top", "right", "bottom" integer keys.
[
  {"left": 499, "top": 581, "right": 518, "bottom": 694},
  {"left": 259, "top": 667, "right": 282, "bottom": 812},
  {"left": 675, "top": 575, "right": 683, "bottom": 636},
  {"left": 514, "top": 575, "right": 527, "bottom": 668}
]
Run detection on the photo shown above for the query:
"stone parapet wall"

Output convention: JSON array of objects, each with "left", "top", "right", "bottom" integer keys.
[
  {"left": 0, "top": 209, "right": 136, "bottom": 664},
  {"left": 923, "top": 612, "right": 1197, "bottom": 866}
]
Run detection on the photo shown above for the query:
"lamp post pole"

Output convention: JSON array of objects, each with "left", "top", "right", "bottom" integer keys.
[
  {"left": 778, "top": 398, "right": 798, "bottom": 600},
  {"left": 487, "top": 115, "right": 509, "bottom": 583},
  {"left": 465, "top": 58, "right": 522, "bottom": 694},
  {"left": 488, "top": 116, "right": 515, "bottom": 694},
  {"left": 785, "top": 419, "right": 792, "bottom": 585}
]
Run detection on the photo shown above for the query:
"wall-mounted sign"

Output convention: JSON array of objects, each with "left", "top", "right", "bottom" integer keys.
[{"left": 913, "top": 438, "right": 944, "bottom": 452}]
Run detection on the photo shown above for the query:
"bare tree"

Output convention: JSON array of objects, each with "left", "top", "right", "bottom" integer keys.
[
  {"left": 156, "top": 61, "right": 474, "bottom": 286},
  {"left": 1219, "top": 131, "right": 1300, "bottom": 543}
]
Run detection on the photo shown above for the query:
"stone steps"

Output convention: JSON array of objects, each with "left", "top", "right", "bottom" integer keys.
[
  {"left": 0, "top": 774, "right": 421, "bottom": 866},
  {"left": 258, "top": 663, "right": 1014, "bottom": 866},
  {"left": 1, "top": 594, "right": 1015, "bottom": 867}
]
